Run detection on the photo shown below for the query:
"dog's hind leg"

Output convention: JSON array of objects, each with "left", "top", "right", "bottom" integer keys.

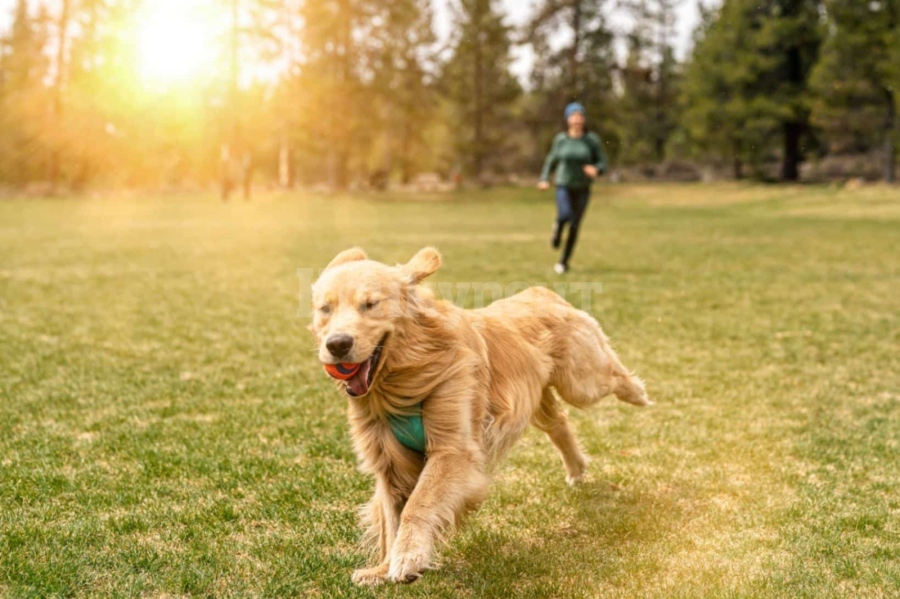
[
  {"left": 551, "top": 314, "right": 651, "bottom": 408},
  {"left": 532, "top": 388, "right": 588, "bottom": 485},
  {"left": 612, "top": 369, "right": 650, "bottom": 407}
]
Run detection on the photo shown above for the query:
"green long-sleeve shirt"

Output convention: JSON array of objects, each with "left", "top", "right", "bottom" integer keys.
[{"left": 539, "top": 131, "right": 608, "bottom": 189}]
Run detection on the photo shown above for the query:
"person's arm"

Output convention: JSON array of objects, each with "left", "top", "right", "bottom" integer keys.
[
  {"left": 539, "top": 134, "right": 561, "bottom": 183},
  {"left": 589, "top": 133, "right": 608, "bottom": 175}
]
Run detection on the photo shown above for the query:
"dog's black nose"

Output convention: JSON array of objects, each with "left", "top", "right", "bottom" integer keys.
[{"left": 325, "top": 334, "right": 354, "bottom": 358}]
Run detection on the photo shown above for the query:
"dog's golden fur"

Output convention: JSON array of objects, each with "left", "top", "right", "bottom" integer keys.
[{"left": 310, "top": 247, "right": 650, "bottom": 585}]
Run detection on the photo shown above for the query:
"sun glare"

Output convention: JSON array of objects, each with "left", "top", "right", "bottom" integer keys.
[{"left": 136, "top": 0, "right": 220, "bottom": 87}]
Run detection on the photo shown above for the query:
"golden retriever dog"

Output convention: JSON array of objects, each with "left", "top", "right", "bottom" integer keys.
[{"left": 309, "top": 247, "right": 650, "bottom": 585}]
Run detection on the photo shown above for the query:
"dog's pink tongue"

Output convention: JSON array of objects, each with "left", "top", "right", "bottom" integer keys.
[{"left": 347, "top": 359, "right": 371, "bottom": 396}]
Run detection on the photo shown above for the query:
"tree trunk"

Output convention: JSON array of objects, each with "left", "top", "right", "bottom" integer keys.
[
  {"left": 884, "top": 89, "right": 896, "bottom": 184},
  {"left": 220, "top": 145, "right": 233, "bottom": 201},
  {"left": 732, "top": 139, "right": 743, "bottom": 180},
  {"left": 332, "top": 0, "right": 352, "bottom": 189},
  {"left": 570, "top": 2, "right": 581, "bottom": 95},
  {"left": 279, "top": 132, "right": 294, "bottom": 189},
  {"left": 473, "top": 5, "right": 484, "bottom": 179},
  {"left": 400, "top": 121, "right": 413, "bottom": 185},
  {"left": 222, "top": 0, "right": 240, "bottom": 200},
  {"left": 655, "top": 2, "right": 668, "bottom": 163},
  {"left": 48, "top": 0, "right": 71, "bottom": 191},
  {"left": 333, "top": 149, "right": 349, "bottom": 190},
  {"left": 782, "top": 33, "right": 804, "bottom": 183},
  {"left": 782, "top": 121, "right": 802, "bottom": 182},
  {"left": 381, "top": 103, "right": 396, "bottom": 185},
  {"left": 241, "top": 151, "right": 253, "bottom": 201},
  {"left": 886, "top": 135, "right": 896, "bottom": 185}
]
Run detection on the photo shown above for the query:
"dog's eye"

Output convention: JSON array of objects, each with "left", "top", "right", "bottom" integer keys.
[
  {"left": 319, "top": 304, "right": 332, "bottom": 315},
  {"left": 362, "top": 300, "right": 380, "bottom": 312}
]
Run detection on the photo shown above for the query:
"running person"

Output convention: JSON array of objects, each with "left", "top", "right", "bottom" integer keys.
[{"left": 538, "top": 102, "right": 608, "bottom": 274}]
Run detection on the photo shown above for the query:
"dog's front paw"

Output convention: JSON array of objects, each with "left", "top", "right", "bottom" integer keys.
[
  {"left": 565, "top": 473, "right": 584, "bottom": 486},
  {"left": 388, "top": 549, "right": 430, "bottom": 584},
  {"left": 565, "top": 454, "right": 589, "bottom": 486},
  {"left": 352, "top": 563, "right": 390, "bottom": 586}
]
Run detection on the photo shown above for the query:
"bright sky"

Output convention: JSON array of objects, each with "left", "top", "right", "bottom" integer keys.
[{"left": 0, "top": 0, "right": 709, "bottom": 85}]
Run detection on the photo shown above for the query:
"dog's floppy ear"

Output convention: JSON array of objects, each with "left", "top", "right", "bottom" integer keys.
[
  {"left": 324, "top": 247, "right": 367, "bottom": 271},
  {"left": 401, "top": 247, "right": 442, "bottom": 284}
]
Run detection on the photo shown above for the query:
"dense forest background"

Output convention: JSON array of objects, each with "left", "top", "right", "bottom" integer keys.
[{"left": 0, "top": 0, "right": 897, "bottom": 193}]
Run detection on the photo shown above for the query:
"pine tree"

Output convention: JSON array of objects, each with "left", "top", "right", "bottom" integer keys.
[
  {"left": 618, "top": 0, "right": 682, "bottom": 164},
  {"left": 682, "top": 0, "right": 764, "bottom": 178},
  {"left": 369, "top": 0, "right": 437, "bottom": 185},
  {"left": 295, "top": 0, "right": 372, "bottom": 189},
  {"left": 765, "top": 0, "right": 825, "bottom": 181},
  {"left": 49, "top": 0, "right": 145, "bottom": 190},
  {"left": 810, "top": 0, "right": 898, "bottom": 182},
  {"left": 2, "top": 0, "right": 45, "bottom": 89},
  {"left": 524, "top": 0, "right": 618, "bottom": 165},
  {"left": 219, "top": 0, "right": 285, "bottom": 199},
  {"left": 682, "top": 0, "right": 823, "bottom": 181},
  {"left": 442, "top": 0, "right": 521, "bottom": 179},
  {"left": 272, "top": 0, "right": 304, "bottom": 189},
  {"left": 46, "top": 0, "right": 73, "bottom": 189},
  {"left": 0, "top": 0, "right": 51, "bottom": 185}
]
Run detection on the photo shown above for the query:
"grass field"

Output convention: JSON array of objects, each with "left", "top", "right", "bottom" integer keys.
[{"left": 1, "top": 183, "right": 898, "bottom": 598}]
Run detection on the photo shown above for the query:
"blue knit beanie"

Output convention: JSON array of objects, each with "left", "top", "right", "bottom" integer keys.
[{"left": 565, "top": 102, "right": 586, "bottom": 119}]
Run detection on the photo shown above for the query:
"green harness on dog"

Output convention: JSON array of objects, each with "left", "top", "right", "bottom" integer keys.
[{"left": 388, "top": 404, "right": 427, "bottom": 454}]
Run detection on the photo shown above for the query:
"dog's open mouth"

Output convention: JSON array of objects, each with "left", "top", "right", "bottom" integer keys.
[{"left": 324, "top": 337, "right": 387, "bottom": 397}]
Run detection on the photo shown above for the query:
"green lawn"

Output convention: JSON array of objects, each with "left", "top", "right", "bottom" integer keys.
[{"left": 1, "top": 183, "right": 898, "bottom": 598}]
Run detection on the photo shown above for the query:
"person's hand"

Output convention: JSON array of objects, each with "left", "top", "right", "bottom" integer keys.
[
  {"left": 537, "top": 181, "right": 550, "bottom": 191},
  {"left": 583, "top": 165, "right": 599, "bottom": 178}
]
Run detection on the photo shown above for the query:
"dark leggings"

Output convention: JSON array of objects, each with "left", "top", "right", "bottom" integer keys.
[{"left": 555, "top": 186, "right": 591, "bottom": 267}]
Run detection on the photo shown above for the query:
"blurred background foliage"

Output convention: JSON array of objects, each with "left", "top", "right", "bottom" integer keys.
[{"left": 0, "top": 0, "right": 897, "bottom": 192}]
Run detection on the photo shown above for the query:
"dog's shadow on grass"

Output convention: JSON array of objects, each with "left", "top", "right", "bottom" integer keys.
[{"left": 432, "top": 479, "right": 686, "bottom": 595}]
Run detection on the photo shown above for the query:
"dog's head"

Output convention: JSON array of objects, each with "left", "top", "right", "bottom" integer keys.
[{"left": 310, "top": 247, "right": 441, "bottom": 397}]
